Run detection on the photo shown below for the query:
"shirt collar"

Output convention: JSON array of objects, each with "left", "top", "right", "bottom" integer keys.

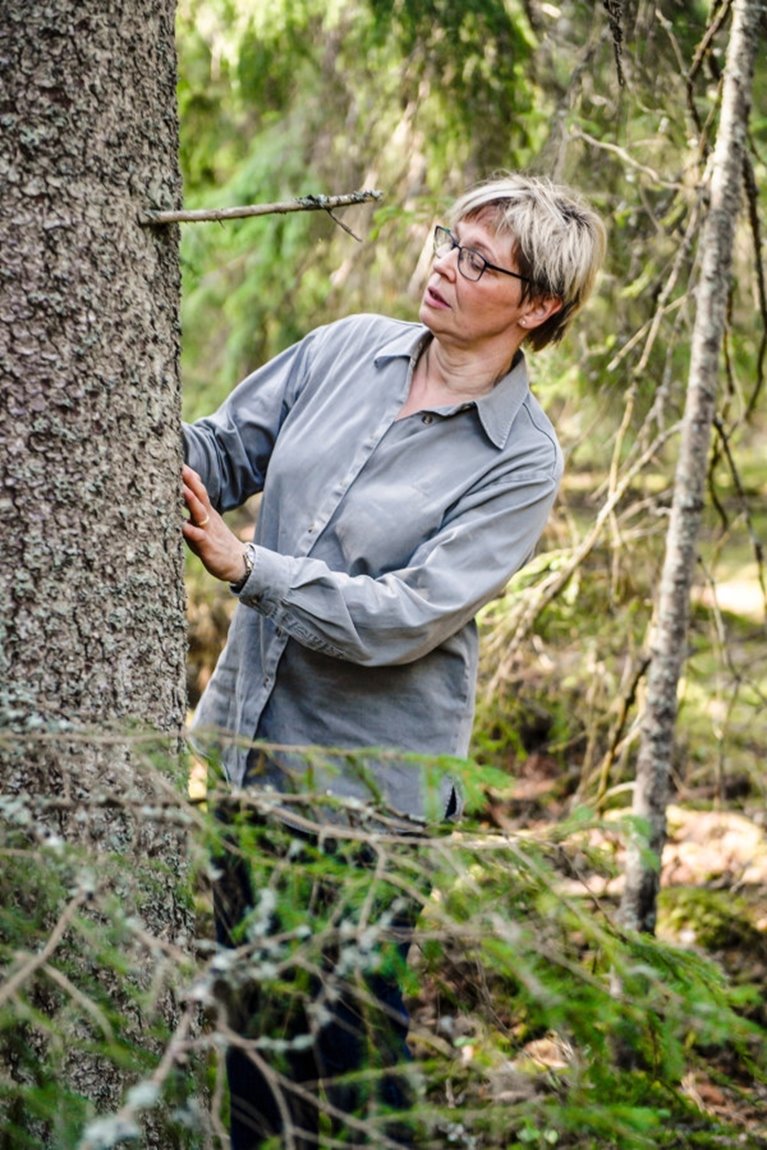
[{"left": 374, "top": 323, "right": 531, "bottom": 450}]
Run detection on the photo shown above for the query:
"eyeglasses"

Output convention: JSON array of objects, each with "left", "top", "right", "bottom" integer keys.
[{"left": 433, "top": 225, "right": 533, "bottom": 285}]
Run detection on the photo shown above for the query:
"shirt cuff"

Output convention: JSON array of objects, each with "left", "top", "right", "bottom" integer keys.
[{"left": 234, "top": 544, "right": 294, "bottom": 614}]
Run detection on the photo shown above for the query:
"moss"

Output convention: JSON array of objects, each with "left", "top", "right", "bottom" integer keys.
[{"left": 658, "top": 887, "right": 765, "bottom": 953}]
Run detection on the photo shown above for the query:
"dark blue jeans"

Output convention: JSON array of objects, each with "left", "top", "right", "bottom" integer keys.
[{"left": 212, "top": 809, "right": 422, "bottom": 1148}]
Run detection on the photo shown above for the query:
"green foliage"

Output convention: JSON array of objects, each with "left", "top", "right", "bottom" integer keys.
[
  {"left": 659, "top": 887, "right": 767, "bottom": 956},
  {"left": 0, "top": 780, "right": 200, "bottom": 1150},
  {"left": 367, "top": 0, "right": 540, "bottom": 167},
  {"left": 175, "top": 0, "right": 555, "bottom": 409},
  {"left": 3, "top": 762, "right": 767, "bottom": 1147}
]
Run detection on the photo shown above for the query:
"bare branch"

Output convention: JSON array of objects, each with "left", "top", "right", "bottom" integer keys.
[
  {"left": 325, "top": 207, "right": 363, "bottom": 242},
  {"left": 41, "top": 962, "right": 116, "bottom": 1042},
  {"left": 216, "top": 1019, "right": 409, "bottom": 1150},
  {"left": 572, "top": 128, "right": 687, "bottom": 189},
  {"left": 0, "top": 886, "right": 92, "bottom": 1009},
  {"left": 743, "top": 150, "right": 767, "bottom": 419},
  {"left": 712, "top": 415, "right": 767, "bottom": 611},
  {"left": 139, "top": 189, "right": 383, "bottom": 228},
  {"left": 688, "top": 0, "right": 734, "bottom": 91},
  {"left": 482, "top": 420, "right": 682, "bottom": 699},
  {"left": 602, "top": 0, "right": 626, "bottom": 87}
]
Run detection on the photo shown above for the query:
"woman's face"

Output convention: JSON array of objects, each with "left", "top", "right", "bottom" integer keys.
[{"left": 419, "top": 215, "right": 533, "bottom": 357}]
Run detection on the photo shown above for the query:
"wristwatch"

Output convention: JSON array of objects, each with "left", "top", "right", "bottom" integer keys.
[{"left": 230, "top": 542, "right": 257, "bottom": 593}]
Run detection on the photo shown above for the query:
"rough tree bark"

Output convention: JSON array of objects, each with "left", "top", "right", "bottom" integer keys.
[
  {"left": 619, "top": 0, "right": 762, "bottom": 934},
  {"left": 0, "top": 0, "right": 189, "bottom": 1140}
]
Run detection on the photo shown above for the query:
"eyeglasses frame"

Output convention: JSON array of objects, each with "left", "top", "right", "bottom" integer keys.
[{"left": 433, "top": 224, "right": 533, "bottom": 286}]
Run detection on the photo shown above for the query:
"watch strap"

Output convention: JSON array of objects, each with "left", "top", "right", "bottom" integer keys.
[{"left": 230, "top": 542, "right": 257, "bottom": 593}]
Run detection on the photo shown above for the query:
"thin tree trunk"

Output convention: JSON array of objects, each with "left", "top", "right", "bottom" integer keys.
[
  {"left": 620, "top": 0, "right": 762, "bottom": 934},
  {"left": 0, "top": 1, "right": 189, "bottom": 1139}
]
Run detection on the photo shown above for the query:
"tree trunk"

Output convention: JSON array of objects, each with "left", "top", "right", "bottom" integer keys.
[
  {"left": 0, "top": 0, "right": 189, "bottom": 1140},
  {"left": 619, "top": 0, "right": 762, "bottom": 934}
]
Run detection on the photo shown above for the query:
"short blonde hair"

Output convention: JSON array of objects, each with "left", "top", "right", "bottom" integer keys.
[{"left": 450, "top": 172, "right": 606, "bottom": 351}]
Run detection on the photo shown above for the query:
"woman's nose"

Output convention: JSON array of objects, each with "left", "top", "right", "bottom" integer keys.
[{"left": 434, "top": 245, "right": 458, "bottom": 276}]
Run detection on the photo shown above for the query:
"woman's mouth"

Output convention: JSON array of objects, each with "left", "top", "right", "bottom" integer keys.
[{"left": 425, "top": 284, "right": 450, "bottom": 308}]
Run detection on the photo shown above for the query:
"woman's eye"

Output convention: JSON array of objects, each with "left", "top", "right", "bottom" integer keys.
[{"left": 467, "top": 251, "right": 485, "bottom": 273}]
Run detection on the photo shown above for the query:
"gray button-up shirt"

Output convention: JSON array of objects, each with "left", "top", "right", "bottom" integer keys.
[{"left": 184, "top": 314, "right": 563, "bottom": 822}]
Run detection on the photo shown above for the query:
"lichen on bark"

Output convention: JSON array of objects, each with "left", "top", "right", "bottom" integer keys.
[{"left": 0, "top": 1, "right": 192, "bottom": 1138}]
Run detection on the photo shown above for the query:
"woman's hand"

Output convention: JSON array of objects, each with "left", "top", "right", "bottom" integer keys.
[{"left": 182, "top": 465, "right": 249, "bottom": 585}]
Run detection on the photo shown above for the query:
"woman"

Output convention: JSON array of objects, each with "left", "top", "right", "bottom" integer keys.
[{"left": 183, "top": 173, "right": 605, "bottom": 1147}]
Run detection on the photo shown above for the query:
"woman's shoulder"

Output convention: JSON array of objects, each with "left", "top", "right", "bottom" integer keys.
[{"left": 314, "top": 312, "right": 422, "bottom": 346}]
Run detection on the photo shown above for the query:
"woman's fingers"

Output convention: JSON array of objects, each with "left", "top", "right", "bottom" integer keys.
[
  {"left": 182, "top": 466, "right": 211, "bottom": 527},
  {"left": 180, "top": 467, "right": 246, "bottom": 583},
  {"left": 183, "top": 484, "right": 207, "bottom": 527}
]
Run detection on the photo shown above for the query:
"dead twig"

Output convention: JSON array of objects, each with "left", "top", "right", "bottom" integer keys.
[
  {"left": 483, "top": 420, "right": 682, "bottom": 700},
  {"left": 0, "top": 886, "right": 93, "bottom": 1009},
  {"left": 139, "top": 189, "right": 384, "bottom": 237},
  {"left": 571, "top": 128, "right": 686, "bottom": 190}
]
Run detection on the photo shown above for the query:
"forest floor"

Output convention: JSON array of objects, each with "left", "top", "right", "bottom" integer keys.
[{"left": 411, "top": 764, "right": 767, "bottom": 1148}]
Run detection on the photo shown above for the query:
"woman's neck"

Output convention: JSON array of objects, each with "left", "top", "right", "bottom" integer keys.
[
  {"left": 396, "top": 338, "right": 515, "bottom": 420},
  {"left": 425, "top": 337, "right": 515, "bottom": 397}
]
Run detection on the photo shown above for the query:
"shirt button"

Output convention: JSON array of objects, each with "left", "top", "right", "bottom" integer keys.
[
  {"left": 421, "top": 413, "right": 434, "bottom": 425},
  {"left": 263, "top": 675, "right": 271, "bottom": 687}
]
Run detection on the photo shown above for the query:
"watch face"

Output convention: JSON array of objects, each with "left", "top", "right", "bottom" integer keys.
[{"left": 231, "top": 545, "right": 254, "bottom": 591}]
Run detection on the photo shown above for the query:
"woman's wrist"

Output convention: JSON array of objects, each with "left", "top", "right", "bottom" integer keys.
[{"left": 229, "top": 542, "right": 257, "bottom": 592}]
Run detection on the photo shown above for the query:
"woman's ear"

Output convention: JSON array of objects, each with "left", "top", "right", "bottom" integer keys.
[{"left": 521, "top": 296, "right": 564, "bottom": 332}]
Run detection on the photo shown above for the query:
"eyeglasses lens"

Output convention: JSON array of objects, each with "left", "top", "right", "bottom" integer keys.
[
  {"left": 433, "top": 229, "right": 451, "bottom": 257},
  {"left": 433, "top": 228, "right": 483, "bottom": 281}
]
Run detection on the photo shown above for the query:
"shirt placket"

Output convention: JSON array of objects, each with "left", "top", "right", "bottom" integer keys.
[
  {"left": 295, "top": 356, "right": 418, "bottom": 561},
  {"left": 243, "top": 351, "right": 418, "bottom": 763}
]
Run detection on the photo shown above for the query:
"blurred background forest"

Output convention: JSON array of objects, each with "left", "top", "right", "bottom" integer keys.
[{"left": 178, "top": 0, "right": 766, "bottom": 827}]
